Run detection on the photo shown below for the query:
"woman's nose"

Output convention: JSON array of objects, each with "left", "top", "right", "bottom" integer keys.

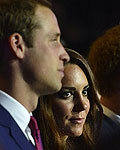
[{"left": 73, "top": 94, "right": 88, "bottom": 112}]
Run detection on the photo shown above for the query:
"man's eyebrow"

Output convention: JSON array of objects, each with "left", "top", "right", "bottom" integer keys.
[{"left": 52, "top": 33, "right": 61, "bottom": 38}]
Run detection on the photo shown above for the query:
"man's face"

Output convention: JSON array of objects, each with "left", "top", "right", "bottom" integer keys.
[{"left": 22, "top": 5, "right": 70, "bottom": 96}]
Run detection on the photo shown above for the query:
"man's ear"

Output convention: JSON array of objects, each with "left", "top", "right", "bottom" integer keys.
[{"left": 9, "top": 33, "right": 26, "bottom": 59}]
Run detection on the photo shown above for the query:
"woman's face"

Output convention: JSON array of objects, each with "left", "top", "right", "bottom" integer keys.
[{"left": 52, "top": 64, "right": 90, "bottom": 137}]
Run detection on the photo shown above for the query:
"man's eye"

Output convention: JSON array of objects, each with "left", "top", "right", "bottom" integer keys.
[
  {"left": 52, "top": 37, "right": 60, "bottom": 42},
  {"left": 52, "top": 39, "right": 57, "bottom": 41}
]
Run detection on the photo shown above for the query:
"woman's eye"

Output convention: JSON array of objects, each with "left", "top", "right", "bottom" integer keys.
[
  {"left": 82, "top": 90, "right": 88, "bottom": 97},
  {"left": 82, "top": 86, "right": 89, "bottom": 97},
  {"left": 62, "top": 91, "right": 72, "bottom": 98},
  {"left": 57, "top": 90, "right": 74, "bottom": 99}
]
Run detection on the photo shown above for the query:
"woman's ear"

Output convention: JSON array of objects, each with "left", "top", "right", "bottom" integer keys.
[{"left": 9, "top": 33, "right": 26, "bottom": 59}]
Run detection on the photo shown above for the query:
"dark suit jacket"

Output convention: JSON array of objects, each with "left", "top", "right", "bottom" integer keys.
[
  {"left": 0, "top": 104, "right": 35, "bottom": 150},
  {"left": 95, "top": 114, "right": 120, "bottom": 150}
]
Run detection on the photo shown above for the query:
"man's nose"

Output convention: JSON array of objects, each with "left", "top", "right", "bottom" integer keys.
[{"left": 60, "top": 48, "right": 70, "bottom": 65}]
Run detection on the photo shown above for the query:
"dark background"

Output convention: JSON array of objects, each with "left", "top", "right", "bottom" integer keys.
[{"left": 52, "top": 0, "right": 120, "bottom": 57}]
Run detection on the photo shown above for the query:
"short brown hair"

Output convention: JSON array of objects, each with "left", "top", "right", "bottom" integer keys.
[
  {"left": 0, "top": 0, "right": 51, "bottom": 47},
  {"left": 88, "top": 25, "right": 120, "bottom": 97}
]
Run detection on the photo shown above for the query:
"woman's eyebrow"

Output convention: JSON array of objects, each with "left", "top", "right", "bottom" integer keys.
[
  {"left": 62, "top": 87, "right": 76, "bottom": 91},
  {"left": 83, "top": 85, "right": 89, "bottom": 90}
]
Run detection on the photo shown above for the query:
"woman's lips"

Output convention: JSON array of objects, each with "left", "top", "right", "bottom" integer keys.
[{"left": 69, "top": 118, "right": 84, "bottom": 124}]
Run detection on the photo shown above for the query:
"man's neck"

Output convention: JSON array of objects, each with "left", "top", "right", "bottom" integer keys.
[{"left": 0, "top": 76, "right": 38, "bottom": 113}]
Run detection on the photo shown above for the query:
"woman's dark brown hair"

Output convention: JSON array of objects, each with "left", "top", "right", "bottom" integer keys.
[{"left": 33, "top": 48, "right": 103, "bottom": 150}]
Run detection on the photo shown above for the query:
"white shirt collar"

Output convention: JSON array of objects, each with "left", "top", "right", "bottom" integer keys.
[
  {"left": 0, "top": 90, "right": 31, "bottom": 135},
  {"left": 102, "top": 105, "right": 120, "bottom": 126}
]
